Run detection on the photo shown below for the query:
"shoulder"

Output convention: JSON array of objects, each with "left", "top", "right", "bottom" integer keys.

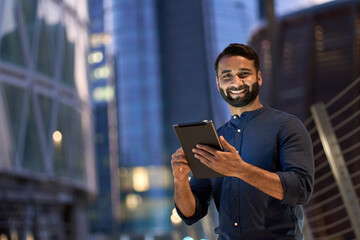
[
  {"left": 264, "top": 107, "right": 304, "bottom": 128},
  {"left": 260, "top": 107, "right": 310, "bottom": 140},
  {"left": 264, "top": 106, "right": 297, "bottom": 121},
  {"left": 266, "top": 109, "right": 312, "bottom": 146}
]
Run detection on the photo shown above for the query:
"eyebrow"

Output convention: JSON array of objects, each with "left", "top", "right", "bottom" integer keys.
[
  {"left": 220, "top": 68, "right": 253, "bottom": 75},
  {"left": 220, "top": 70, "right": 232, "bottom": 75}
]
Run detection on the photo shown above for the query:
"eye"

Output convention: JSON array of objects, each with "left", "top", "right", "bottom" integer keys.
[
  {"left": 221, "top": 73, "right": 233, "bottom": 79},
  {"left": 238, "top": 72, "right": 251, "bottom": 78}
]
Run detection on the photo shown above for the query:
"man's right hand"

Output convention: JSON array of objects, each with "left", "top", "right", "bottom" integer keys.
[
  {"left": 171, "top": 147, "right": 191, "bottom": 182},
  {"left": 171, "top": 147, "right": 196, "bottom": 218}
]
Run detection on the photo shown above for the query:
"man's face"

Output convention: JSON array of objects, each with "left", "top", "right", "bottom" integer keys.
[{"left": 216, "top": 55, "right": 262, "bottom": 108}]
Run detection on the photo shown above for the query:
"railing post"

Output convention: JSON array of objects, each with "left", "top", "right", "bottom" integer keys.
[{"left": 311, "top": 102, "right": 360, "bottom": 238}]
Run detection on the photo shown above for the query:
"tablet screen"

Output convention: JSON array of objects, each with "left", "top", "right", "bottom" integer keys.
[{"left": 173, "top": 120, "right": 224, "bottom": 178}]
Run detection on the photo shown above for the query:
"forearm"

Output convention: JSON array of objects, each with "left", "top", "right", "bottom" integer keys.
[
  {"left": 236, "top": 162, "right": 284, "bottom": 200},
  {"left": 174, "top": 179, "right": 196, "bottom": 217}
]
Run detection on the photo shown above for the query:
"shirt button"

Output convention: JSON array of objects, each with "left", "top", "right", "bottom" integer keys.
[
  {"left": 233, "top": 116, "right": 237, "bottom": 119},
  {"left": 234, "top": 222, "right": 238, "bottom": 227},
  {"left": 237, "top": 129, "right": 241, "bottom": 132}
]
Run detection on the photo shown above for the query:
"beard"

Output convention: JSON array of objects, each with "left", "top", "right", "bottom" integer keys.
[{"left": 219, "top": 81, "right": 260, "bottom": 108}]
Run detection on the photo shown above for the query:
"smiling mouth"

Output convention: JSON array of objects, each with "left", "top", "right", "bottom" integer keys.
[{"left": 229, "top": 89, "right": 246, "bottom": 94}]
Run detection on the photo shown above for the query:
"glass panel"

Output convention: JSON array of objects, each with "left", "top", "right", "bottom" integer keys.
[
  {"left": 22, "top": 99, "right": 44, "bottom": 172},
  {"left": 53, "top": 103, "right": 71, "bottom": 177},
  {"left": 0, "top": 0, "right": 25, "bottom": 66},
  {"left": 36, "top": 0, "right": 61, "bottom": 77},
  {"left": 61, "top": 26, "right": 76, "bottom": 88},
  {"left": 0, "top": 83, "right": 14, "bottom": 168},
  {"left": 36, "top": 20, "right": 55, "bottom": 77},
  {"left": 18, "top": 0, "right": 37, "bottom": 47},
  {"left": 53, "top": 103, "right": 85, "bottom": 182},
  {"left": 68, "top": 109, "right": 85, "bottom": 182},
  {"left": 38, "top": 93, "right": 53, "bottom": 137},
  {"left": 2, "top": 83, "right": 25, "bottom": 147}
]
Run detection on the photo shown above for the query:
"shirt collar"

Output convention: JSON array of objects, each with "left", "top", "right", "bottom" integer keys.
[{"left": 230, "top": 105, "right": 268, "bottom": 125}]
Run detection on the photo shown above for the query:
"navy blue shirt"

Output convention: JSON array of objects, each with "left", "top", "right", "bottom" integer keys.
[{"left": 176, "top": 106, "right": 314, "bottom": 240}]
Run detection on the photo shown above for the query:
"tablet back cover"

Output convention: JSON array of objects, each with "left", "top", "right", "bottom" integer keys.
[{"left": 173, "top": 121, "right": 224, "bottom": 179}]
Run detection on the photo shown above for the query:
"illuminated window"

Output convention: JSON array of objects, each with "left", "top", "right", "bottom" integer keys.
[
  {"left": 92, "top": 66, "right": 110, "bottom": 79},
  {"left": 92, "top": 86, "right": 114, "bottom": 102},
  {"left": 125, "top": 193, "right": 142, "bottom": 210},
  {"left": 88, "top": 51, "right": 103, "bottom": 64},
  {"left": 132, "top": 167, "right": 150, "bottom": 192}
]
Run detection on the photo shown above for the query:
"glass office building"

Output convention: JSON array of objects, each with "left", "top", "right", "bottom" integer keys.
[
  {"left": 87, "top": 0, "right": 117, "bottom": 238},
  {"left": 112, "top": 0, "right": 172, "bottom": 236},
  {"left": 0, "top": 0, "right": 96, "bottom": 239}
]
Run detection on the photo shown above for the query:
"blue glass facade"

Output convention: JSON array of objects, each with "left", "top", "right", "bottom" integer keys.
[
  {"left": 111, "top": 0, "right": 171, "bottom": 235},
  {"left": 113, "top": 0, "right": 164, "bottom": 167}
]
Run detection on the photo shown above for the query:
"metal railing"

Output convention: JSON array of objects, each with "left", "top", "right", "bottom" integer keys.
[{"left": 304, "top": 77, "right": 360, "bottom": 240}]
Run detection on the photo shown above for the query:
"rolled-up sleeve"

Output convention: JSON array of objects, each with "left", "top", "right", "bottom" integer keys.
[
  {"left": 277, "top": 117, "right": 314, "bottom": 205},
  {"left": 175, "top": 177, "right": 212, "bottom": 225}
]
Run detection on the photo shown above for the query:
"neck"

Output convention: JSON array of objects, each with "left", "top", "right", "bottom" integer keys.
[{"left": 228, "top": 96, "right": 263, "bottom": 116}]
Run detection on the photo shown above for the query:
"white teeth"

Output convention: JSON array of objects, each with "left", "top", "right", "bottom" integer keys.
[{"left": 230, "top": 89, "right": 245, "bottom": 94}]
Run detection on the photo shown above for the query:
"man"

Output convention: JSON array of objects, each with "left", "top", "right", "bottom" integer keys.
[{"left": 171, "top": 43, "right": 314, "bottom": 239}]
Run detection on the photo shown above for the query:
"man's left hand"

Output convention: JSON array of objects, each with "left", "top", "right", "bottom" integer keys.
[{"left": 192, "top": 136, "right": 246, "bottom": 177}]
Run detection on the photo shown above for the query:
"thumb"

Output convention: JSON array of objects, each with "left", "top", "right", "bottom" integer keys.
[{"left": 219, "top": 136, "right": 237, "bottom": 153}]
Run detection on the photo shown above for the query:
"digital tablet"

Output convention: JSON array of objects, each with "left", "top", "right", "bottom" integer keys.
[{"left": 173, "top": 120, "right": 224, "bottom": 179}]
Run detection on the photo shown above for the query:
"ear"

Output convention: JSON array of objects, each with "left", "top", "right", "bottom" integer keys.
[
  {"left": 257, "top": 71, "right": 263, "bottom": 86},
  {"left": 216, "top": 76, "right": 220, "bottom": 91}
]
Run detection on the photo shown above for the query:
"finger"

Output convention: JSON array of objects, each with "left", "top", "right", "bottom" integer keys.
[
  {"left": 219, "top": 136, "right": 237, "bottom": 153},
  {"left": 172, "top": 152, "right": 185, "bottom": 159},
  {"left": 172, "top": 161, "right": 189, "bottom": 168},
  {"left": 171, "top": 150, "right": 188, "bottom": 164},
  {"left": 193, "top": 148, "right": 216, "bottom": 160},
  {"left": 175, "top": 147, "right": 184, "bottom": 155},
  {"left": 193, "top": 153, "right": 213, "bottom": 168},
  {"left": 195, "top": 144, "right": 217, "bottom": 155},
  {"left": 171, "top": 154, "right": 188, "bottom": 163}
]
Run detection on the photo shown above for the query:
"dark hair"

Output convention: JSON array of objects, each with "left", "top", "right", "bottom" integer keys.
[{"left": 214, "top": 43, "right": 260, "bottom": 76}]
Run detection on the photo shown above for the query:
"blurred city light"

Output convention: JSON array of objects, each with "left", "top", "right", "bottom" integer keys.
[
  {"left": 52, "top": 130, "right": 62, "bottom": 144},
  {"left": 88, "top": 51, "right": 104, "bottom": 64},
  {"left": 125, "top": 193, "right": 143, "bottom": 210},
  {"left": 170, "top": 208, "right": 182, "bottom": 225},
  {"left": 132, "top": 167, "right": 150, "bottom": 192},
  {"left": 90, "top": 33, "right": 112, "bottom": 48},
  {"left": 92, "top": 86, "right": 114, "bottom": 102},
  {"left": 92, "top": 65, "right": 110, "bottom": 79}
]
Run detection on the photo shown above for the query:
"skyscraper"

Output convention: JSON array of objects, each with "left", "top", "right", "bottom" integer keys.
[
  {"left": 87, "top": 0, "right": 114, "bottom": 236},
  {"left": 0, "top": 0, "right": 95, "bottom": 239}
]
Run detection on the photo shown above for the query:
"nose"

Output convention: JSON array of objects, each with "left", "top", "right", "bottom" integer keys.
[{"left": 233, "top": 74, "right": 244, "bottom": 85}]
